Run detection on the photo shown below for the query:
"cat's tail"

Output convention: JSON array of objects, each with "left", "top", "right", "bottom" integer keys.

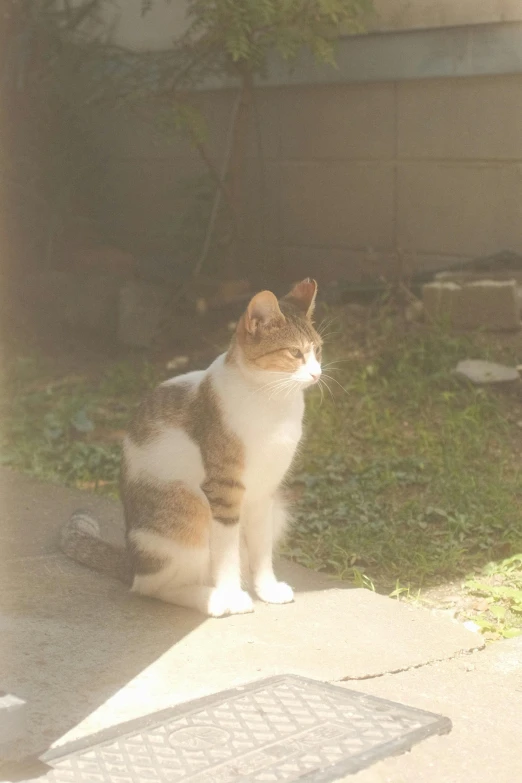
[{"left": 59, "top": 510, "right": 132, "bottom": 585}]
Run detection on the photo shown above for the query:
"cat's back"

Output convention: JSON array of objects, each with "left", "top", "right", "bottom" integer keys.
[
  {"left": 127, "top": 370, "right": 204, "bottom": 440},
  {"left": 122, "top": 369, "right": 206, "bottom": 487}
]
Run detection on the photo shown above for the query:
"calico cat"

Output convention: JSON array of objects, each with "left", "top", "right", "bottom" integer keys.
[{"left": 60, "top": 279, "right": 322, "bottom": 617}]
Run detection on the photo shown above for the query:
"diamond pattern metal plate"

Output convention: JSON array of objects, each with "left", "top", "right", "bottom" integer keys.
[{"left": 38, "top": 675, "right": 451, "bottom": 782}]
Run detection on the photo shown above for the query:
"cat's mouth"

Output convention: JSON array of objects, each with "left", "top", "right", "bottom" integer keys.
[{"left": 299, "top": 373, "right": 321, "bottom": 387}]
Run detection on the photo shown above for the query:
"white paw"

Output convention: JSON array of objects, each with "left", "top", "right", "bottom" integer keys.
[
  {"left": 207, "top": 588, "right": 254, "bottom": 618},
  {"left": 255, "top": 581, "right": 294, "bottom": 605}
]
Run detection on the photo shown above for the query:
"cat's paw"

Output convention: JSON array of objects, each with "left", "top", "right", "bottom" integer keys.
[
  {"left": 255, "top": 581, "right": 294, "bottom": 605},
  {"left": 207, "top": 588, "right": 254, "bottom": 617}
]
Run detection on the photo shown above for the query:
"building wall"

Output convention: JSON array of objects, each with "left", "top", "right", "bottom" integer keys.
[
  {"left": 91, "top": 71, "right": 522, "bottom": 285},
  {"left": 87, "top": 18, "right": 522, "bottom": 285}
]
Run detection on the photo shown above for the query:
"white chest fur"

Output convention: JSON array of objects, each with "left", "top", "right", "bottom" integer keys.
[{"left": 211, "top": 356, "right": 304, "bottom": 499}]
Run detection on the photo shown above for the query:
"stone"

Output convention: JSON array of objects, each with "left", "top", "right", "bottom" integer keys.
[
  {"left": 64, "top": 273, "right": 120, "bottom": 336},
  {"left": 436, "top": 266, "right": 522, "bottom": 317},
  {"left": 455, "top": 360, "right": 520, "bottom": 385},
  {"left": 118, "top": 280, "right": 170, "bottom": 347},
  {"left": 423, "top": 279, "right": 520, "bottom": 331},
  {"left": 24, "top": 270, "right": 121, "bottom": 337}
]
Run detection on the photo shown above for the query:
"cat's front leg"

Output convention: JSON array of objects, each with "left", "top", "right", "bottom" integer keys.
[
  {"left": 208, "top": 519, "right": 254, "bottom": 616},
  {"left": 243, "top": 494, "right": 294, "bottom": 605},
  {"left": 204, "top": 472, "right": 253, "bottom": 616}
]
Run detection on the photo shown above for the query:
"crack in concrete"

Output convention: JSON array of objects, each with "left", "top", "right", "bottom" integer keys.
[{"left": 336, "top": 641, "right": 486, "bottom": 681}]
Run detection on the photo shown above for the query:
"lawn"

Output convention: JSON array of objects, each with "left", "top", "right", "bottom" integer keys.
[{"left": 2, "top": 302, "right": 522, "bottom": 638}]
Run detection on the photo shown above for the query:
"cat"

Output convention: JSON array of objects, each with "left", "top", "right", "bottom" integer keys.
[{"left": 60, "top": 278, "right": 322, "bottom": 617}]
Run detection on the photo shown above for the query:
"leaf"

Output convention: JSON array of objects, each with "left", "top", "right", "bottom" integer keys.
[
  {"left": 466, "top": 580, "right": 494, "bottom": 596},
  {"left": 501, "top": 628, "right": 522, "bottom": 639},
  {"left": 467, "top": 616, "right": 496, "bottom": 631},
  {"left": 489, "top": 605, "right": 506, "bottom": 621},
  {"left": 71, "top": 409, "right": 95, "bottom": 434}
]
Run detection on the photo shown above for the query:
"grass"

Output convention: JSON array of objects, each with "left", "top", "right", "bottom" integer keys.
[
  {"left": 0, "top": 356, "right": 159, "bottom": 493},
  {"left": 282, "top": 306, "right": 522, "bottom": 637},
  {"left": 1, "top": 304, "right": 522, "bottom": 638}
]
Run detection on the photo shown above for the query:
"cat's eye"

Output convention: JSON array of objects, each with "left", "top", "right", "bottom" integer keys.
[{"left": 288, "top": 348, "right": 304, "bottom": 359}]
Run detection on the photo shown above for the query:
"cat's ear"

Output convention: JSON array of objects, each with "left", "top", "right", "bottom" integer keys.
[
  {"left": 284, "top": 278, "right": 318, "bottom": 318},
  {"left": 244, "top": 290, "right": 285, "bottom": 335}
]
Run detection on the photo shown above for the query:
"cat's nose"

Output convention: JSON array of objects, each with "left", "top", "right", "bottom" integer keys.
[{"left": 310, "top": 371, "right": 321, "bottom": 382}]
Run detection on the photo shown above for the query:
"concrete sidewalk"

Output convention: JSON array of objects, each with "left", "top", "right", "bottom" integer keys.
[
  {"left": 340, "top": 635, "right": 522, "bottom": 783},
  {"left": 1, "top": 467, "right": 520, "bottom": 782}
]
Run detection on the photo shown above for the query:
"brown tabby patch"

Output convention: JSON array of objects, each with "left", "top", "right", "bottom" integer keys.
[
  {"left": 127, "top": 381, "right": 192, "bottom": 446},
  {"left": 123, "top": 478, "right": 210, "bottom": 546},
  {"left": 188, "top": 377, "right": 245, "bottom": 526},
  {"left": 121, "top": 375, "right": 245, "bottom": 573},
  {"left": 59, "top": 515, "right": 132, "bottom": 584}
]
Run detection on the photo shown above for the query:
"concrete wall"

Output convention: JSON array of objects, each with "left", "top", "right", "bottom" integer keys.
[
  {"left": 90, "top": 70, "right": 522, "bottom": 285},
  {"left": 83, "top": 6, "right": 522, "bottom": 285}
]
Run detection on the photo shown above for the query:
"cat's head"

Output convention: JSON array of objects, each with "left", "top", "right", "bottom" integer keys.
[{"left": 233, "top": 279, "right": 322, "bottom": 389}]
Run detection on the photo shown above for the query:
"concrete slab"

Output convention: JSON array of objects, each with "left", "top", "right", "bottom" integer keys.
[
  {"left": 0, "top": 468, "right": 483, "bottom": 761},
  {"left": 337, "top": 636, "right": 522, "bottom": 783},
  {"left": 422, "top": 279, "right": 521, "bottom": 331}
]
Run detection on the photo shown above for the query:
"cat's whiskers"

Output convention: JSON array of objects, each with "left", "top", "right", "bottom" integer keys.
[
  {"left": 247, "top": 376, "right": 292, "bottom": 399},
  {"left": 267, "top": 385, "right": 287, "bottom": 402},
  {"left": 270, "top": 379, "right": 301, "bottom": 401},
  {"left": 317, "top": 378, "right": 325, "bottom": 406},
  {"left": 321, "top": 359, "right": 350, "bottom": 368},
  {"left": 317, "top": 314, "right": 341, "bottom": 337},
  {"left": 319, "top": 364, "right": 343, "bottom": 373},
  {"left": 246, "top": 375, "right": 296, "bottom": 401},
  {"left": 267, "top": 381, "right": 291, "bottom": 401},
  {"left": 317, "top": 328, "right": 342, "bottom": 341},
  {"left": 318, "top": 376, "right": 335, "bottom": 403},
  {"left": 282, "top": 380, "right": 302, "bottom": 401},
  {"left": 247, "top": 372, "right": 311, "bottom": 402},
  {"left": 321, "top": 373, "right": 350, "bottom": 395}
]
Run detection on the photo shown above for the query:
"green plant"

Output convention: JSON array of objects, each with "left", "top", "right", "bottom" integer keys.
[
  {"left": 0, "top": 355, "right": 161, "bottom": 493},
  {"left": 463, "top": 556, "right": 522, "bottom": 640}
]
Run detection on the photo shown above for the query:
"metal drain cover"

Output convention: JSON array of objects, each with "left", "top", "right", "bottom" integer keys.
[{"left": 38, "top": 675, "right": 451, "bottom": 782}]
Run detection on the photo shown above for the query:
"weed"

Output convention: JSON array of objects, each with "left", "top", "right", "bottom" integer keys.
[
  {"left": 282, "top": 315, "right": 522, "bottom": 638},
  {"left": 462, "top": 555, "right": 522, "bottom": 639},
  {"left": 0, "top": 355, "right": 159, "bottom": 494}
]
